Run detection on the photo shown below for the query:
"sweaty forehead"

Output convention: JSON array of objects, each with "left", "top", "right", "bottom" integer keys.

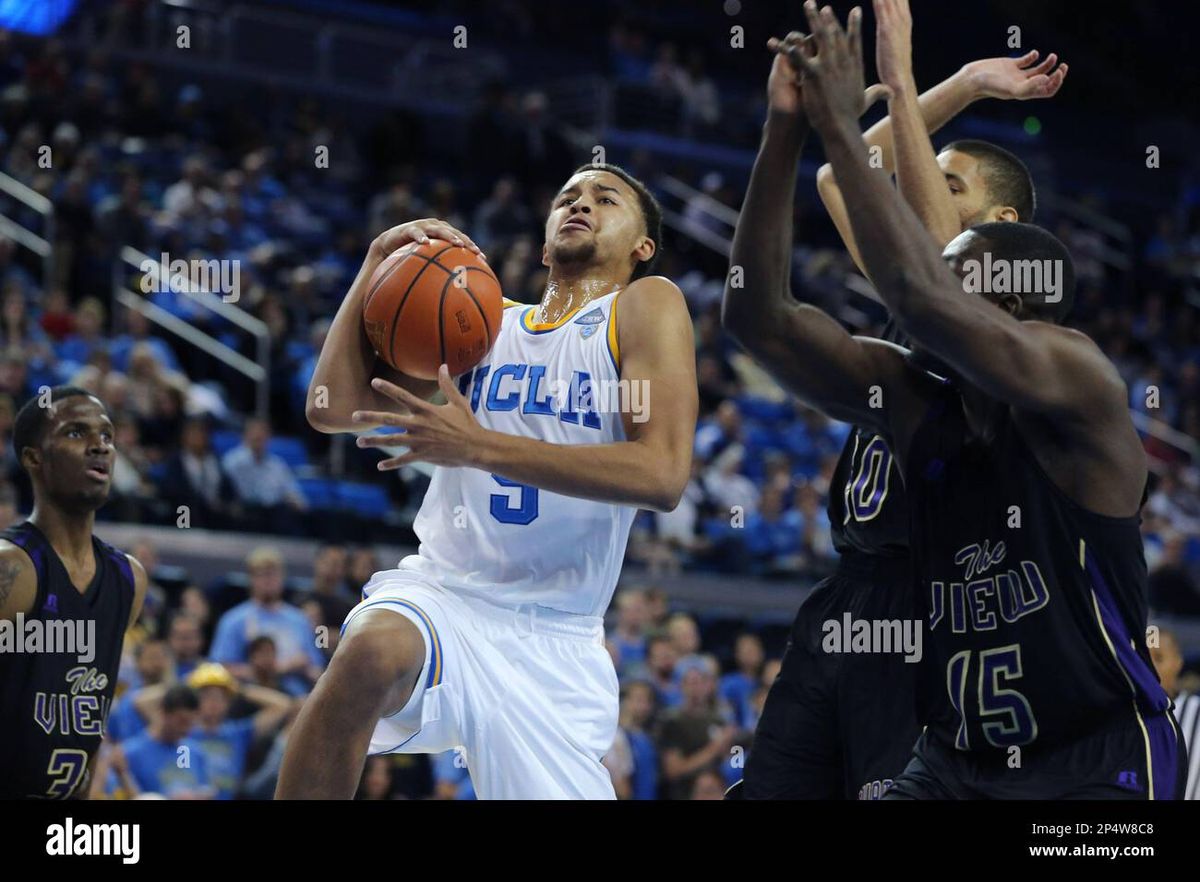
[
  {"left": 50, "top": 396, "right": 108, "bottom": 425},
  {"left": 557, "top": 170, "right": 632, "bottom": 199}
]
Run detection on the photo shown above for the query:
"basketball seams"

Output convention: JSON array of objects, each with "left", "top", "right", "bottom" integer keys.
[
  {"left": 461, "top": 283, "right": 494, "bottom": 351},
  {"left": 387, "top": 243, "right": 457, "bottom": 369}
]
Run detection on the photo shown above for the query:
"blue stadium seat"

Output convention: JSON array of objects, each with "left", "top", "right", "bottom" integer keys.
[
  {"left": 298, "top": 477, "right": 338, "bottom": 510},
  {"left": 210, "top": 429, "right": 242, "bottom": 457},
  {"left": 267, "top": 436, "right": 309, "bottom": 468},
  {"left": 335, "top": 482, "right": 392, "bottom": 517}
]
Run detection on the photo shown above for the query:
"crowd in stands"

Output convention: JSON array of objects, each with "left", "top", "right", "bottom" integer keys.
[{"left": 0, "top": 5, "right": 1197, "bottom": 797}]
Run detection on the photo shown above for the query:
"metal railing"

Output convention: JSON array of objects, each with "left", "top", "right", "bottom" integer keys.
[
  {"left": 72, "top": 0, "right": 507, "bottom": 112},
  {"left": 657, "top": 173, "right": 735, "bottom": 258},
  {"left": 113, "top": 246, "right": 271, "bottom": 418},
  {"left": 0, "top": 170, "right": 55, "bottom": 285}
]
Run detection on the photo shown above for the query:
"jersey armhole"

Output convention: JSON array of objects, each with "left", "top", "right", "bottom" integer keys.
[{"left": 607, "top": 290, "right": 621, "bottom": 375}]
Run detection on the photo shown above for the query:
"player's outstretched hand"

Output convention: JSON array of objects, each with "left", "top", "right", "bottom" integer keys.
[
  {"left": 786, "top": 3, "right": 875, "bottom": 134},
  {"left": 353, "top": 364, "right": 489, "bottom": 470},
  {"left": 764, "top": 31, "right": 810, "bottom": 117},
  {"left": 368, "top": 218, "right": 485, "bottom": 264},
  {"left": 962, "top": 50, "right": 1068, "bottom": 101},
  {"left": 873, "top": 0, "right": 913, "bottom": 93}
]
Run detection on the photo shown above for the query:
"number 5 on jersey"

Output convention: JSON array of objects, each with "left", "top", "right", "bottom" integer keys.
[{"left": 490, "top": 474, "right": 539, "bottom": 525}]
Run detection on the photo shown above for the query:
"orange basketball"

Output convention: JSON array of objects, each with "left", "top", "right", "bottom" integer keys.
[{"left": 362, "top": 240, "right": 503, "bottom": 380}]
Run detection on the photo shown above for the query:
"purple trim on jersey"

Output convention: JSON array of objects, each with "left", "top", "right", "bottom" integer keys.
[
  {"left": 1084, "top": 549, "right": 1169, "bottom": 715},
  {"left": 103, "top": 544, "right": 135, "bottom": 590},
  {"left": 1085, "top": 548, "right": 1181, "bottom": 797},
  {"left": 1144, "top": 712, "right": 1181, "bottom": 799}
]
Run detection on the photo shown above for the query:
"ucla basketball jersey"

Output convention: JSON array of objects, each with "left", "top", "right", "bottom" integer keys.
[{"left": 398, "top": 290, "right": 636, "bottom": 617}]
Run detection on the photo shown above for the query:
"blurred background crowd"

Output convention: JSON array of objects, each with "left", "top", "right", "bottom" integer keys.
[{"left": 0, "top": 0, "right": 1197, "bottom": 798}]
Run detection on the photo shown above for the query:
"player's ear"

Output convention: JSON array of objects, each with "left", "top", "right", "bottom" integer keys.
[
  {"left": 631, "top": 235, "right": 655, "bottom": 267},
  {"left": 20, "top": 446, "right": 40, "bottom": 472},
  {"left": 993, "top": 205, "right": 1019, "bottom": 223},
  {"left": 541, "top": 242, "right": 550, "bottom": 268},
  {"left": 999, "top": 292, "right": 1023, "bottom": 318}
]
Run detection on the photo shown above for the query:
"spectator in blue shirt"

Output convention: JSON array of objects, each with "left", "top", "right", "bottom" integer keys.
[
  {"left": 693, "top": 400, "right": 742, "bottom": 462},
  {"left": 109, "top": 307, "right": 180, "bottom": 373},
  {"left": 166, "top": 610, "right": 208, "bottom": 681},
  {"left": 720, "top": 632, "right": 765, "bottom": 730},
  {"left": 610, "top": 680, "right": 659, "bottom": 800},
  {"left": 646, "top": 634, "right": 680, "bottom": 708},
  {"left": 185, "top": 662, "right": 298, "bottom": 799},
  {"left": 111, "top": 684, "right": 213, "bottom": 799},
  {"left": 221, "top": 418, "right": 307, "bottom": 533},
  {"left": 432, "top": 749, "right": 476, "bottom": 800},
  {"left": 211, "top": 546, "right": 325, "bottom": 694},
  {"left": 741, "top": 484, "right": 804, "bottom": 573},
  {"left": 56, "top": 297, "right": 107, "bottom": 368},
  {"left": 608, "top": 589, "right": 650, "bottom": 679},
  {"left": 109, "top": 639, "right": 175, "bottom": 742}
]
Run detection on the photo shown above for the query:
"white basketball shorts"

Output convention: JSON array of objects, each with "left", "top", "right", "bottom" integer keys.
[{"left": 340, "top": 568, "right": 620, "bottom": 799}]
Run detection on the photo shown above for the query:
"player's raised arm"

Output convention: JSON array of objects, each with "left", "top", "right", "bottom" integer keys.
[
  {"left": 305, "top": 220, "right": 482, "bottom": 434},
  {"left": 353, "top": 276, "right": 697, "bottom": 513},
  {"left": 817, "top": 2, "right": 1067, "bottom": 278},
  {"left": 794, "top": 2, "right": 1117, "bottom": 420},
  {"left": 876, "top": 0, "right": 1067, "bottom": 248},
  {"left": 721, "top": 39, "right": 902, "bottom": 434}
]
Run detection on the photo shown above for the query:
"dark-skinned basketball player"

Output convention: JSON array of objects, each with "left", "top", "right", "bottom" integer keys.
[
  {"left": 725, "top": 1, "right": 1183, "bottom": 799},
  {"left": 729, "top": 0, "right": 1066, "bottom": 799},
  {"left": 1, "top": 388, "right": 149, "bottom": 798}
]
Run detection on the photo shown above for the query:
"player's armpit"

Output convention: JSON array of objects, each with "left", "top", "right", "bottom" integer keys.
[
  {"left": 0, "top": 542, "right": 38, "bottom": 622},
  {"left": 613, "top": 276, "right": 699, "bottom": 512}
]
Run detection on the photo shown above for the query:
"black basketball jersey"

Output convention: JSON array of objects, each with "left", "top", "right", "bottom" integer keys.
[
  {"left": 905, "top": 380, "right": 1169, "bottom": 755},
  {"left": 0, "top": 522, "right": 134, "bottom": 798},
  {"left": 828, "top": 320, "right": 910, "bottom": 558}
]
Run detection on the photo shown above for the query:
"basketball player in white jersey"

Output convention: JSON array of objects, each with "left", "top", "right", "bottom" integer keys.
[{"left": 276, "top": 164, "right": 698, "bottom": 799}]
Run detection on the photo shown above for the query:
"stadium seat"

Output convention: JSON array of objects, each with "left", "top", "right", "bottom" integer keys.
[
  {"left": 267, "top": 436, "right": 310, "bottom": 468},
  {"left": 335, "top": 482, "right": 393, "bottom": 517}
]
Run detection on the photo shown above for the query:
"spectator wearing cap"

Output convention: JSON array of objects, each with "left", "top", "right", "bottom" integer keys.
[
  {"left": 210, "top": 547, "right": 325, "bottom": 694},
  {"left": 109, "top": 684, "right": 213, "bottom": 799},
  {"left": 184, "top": 662, "right": 299, "bottom": 800},
  {"left": 655, "top": 654, "right": 737, "bottom": 800}
]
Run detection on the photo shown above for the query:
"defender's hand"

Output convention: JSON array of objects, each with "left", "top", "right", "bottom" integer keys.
[
  {"left": 874, "top": 0, "right": 914, "bottom": 92},
  {"left": 962, "top": 50, "right": 1068, "bottom": 101}
]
